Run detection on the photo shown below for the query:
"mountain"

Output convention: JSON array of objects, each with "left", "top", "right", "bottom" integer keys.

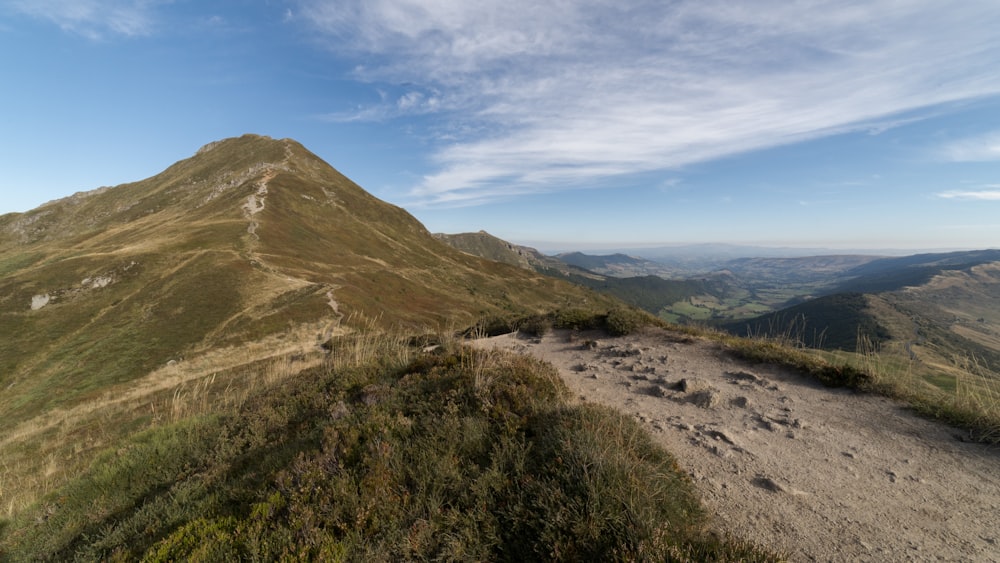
[
  {"left": 0, "top": 135, "right": 773, "bottom": 561},
  {"left": 722, "top": 255, "right": 883, "bottom": 287},
  {"left": 434, "top": 234, "right": 732, "bottom": 316},
  {"left": 0, "top": 134, "right": 613, "bottom": 425},
  {"left": 433, "top": 230, "right": 597, "bottom": 278},
  {"left": 721, "top": 292, "right": 891, "bottom": 350},
  {"left": 829, "top": 249, "right": 1000, "bottom": 294},
  {"left": 556, "top": 251, "right": 670, "bottom": 277},
  {"left": 720, "top": 251, "right": 1000, "bottom": 372},
  {"left": 567, "top": 244, "right": 937, "bottom": 275}
]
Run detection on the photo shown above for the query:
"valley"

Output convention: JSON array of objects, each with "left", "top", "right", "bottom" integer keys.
[{"left": 443, "top": 233, "right": 1000, "bottom": 439}]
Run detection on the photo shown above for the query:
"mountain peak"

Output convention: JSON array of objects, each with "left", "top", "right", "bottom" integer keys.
[
  {"left": 195, "top": 133, "right": 280, "bottom": 155},
  {"left": 0, "top": 136, "right": 613, "bottom": 420}
]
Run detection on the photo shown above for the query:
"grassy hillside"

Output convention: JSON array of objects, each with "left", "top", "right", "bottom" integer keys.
[
  {"left": 0, "top": 333, "right": 775, "bottom": 561},
  {"left": 0, "top": 135, "right": 616, "bottom": 421},
  {"left": 721, "top": 293, "right": 891, "bottom": 352},
  {"left": 0, "top": 134, "right": 620, "bottom": 523},
  {"left": 567, "top": 274, "right": 727, "bottom": 318},
  {"left": 433, "top": 235, "right": 737, "bottom": 319}
]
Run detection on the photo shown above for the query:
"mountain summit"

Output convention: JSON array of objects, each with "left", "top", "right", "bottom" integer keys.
[{"left": 0, "top": 134, "right": 608, "bottom": 421}]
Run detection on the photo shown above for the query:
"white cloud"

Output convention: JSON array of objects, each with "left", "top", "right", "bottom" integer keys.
[
  {"left": 298, "top": 0, "right": 1000, "bottom": 206},
  {"left": 2, "top": 0, "right": 167, "bottom": 39},
  {"left": 939, "top": 132, "right": 1000, "bottom": 162},
  {"left": 319, "top": 88, "right": 445, "bottom": 122},
  {"left": 937, "top": 188, "right": 1000, "bottom": 201}
]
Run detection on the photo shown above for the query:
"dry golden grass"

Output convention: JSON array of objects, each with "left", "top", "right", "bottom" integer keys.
[
  {"left": 0, "top": 319, "right": 345, "bottom": 518},
  {"left": 853, "top": 334, "right": 1000, "bottom": 443}
]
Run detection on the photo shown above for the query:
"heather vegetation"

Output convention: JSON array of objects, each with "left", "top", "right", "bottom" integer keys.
[
  {"left": 0, "top": 330, "right": 776, "bottom": 561},
  {"left": 466, "top": 305, "right": 662, "bottom": 339}
]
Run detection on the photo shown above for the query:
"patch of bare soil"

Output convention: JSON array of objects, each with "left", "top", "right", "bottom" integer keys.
[{"left": 475, "top": 328, "right": 1000, "bottom": 562}]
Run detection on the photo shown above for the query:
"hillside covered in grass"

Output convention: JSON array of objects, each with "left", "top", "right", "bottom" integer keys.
[
  {"left": 0, "top": 134, "right": 616, "bottom": 426},
  {"left": 0, "top": 135, "right": 780, "bottom": 560},
  {"left": 0, "top": 134, "right": 624, "bottom": 544},
  {"left": 0, "top": 334, "right": 774, "bottom": 561}
]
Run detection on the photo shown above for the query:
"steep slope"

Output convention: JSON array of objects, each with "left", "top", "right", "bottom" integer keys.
[
  {"left": 433, "top": 230, "right": 596, "bottom": 277},
  {"left": 719, "top": 252, "right": 1000, "bottom": 371},
  {"left": 720, "top": 293, "right": 891, "bottom": 351},
  {"left": 434, "top": 232, "right": 730, "bottom": 317},
  {"left": 0, "top": 134, "right": 613, "bottom": 424}
]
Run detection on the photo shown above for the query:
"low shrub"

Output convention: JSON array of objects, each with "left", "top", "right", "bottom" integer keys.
[
  {"left": 553, "top": 308, "right": 604, "bottom": 331},
  {"left": 467, "top": 314, "right": 518, "bottom": 337},
  {"left": 515, "top": 313, "right": 551, "bottom": 337},
  {"left": 605, "top": 306, "right": 650, "bottom": 336}
]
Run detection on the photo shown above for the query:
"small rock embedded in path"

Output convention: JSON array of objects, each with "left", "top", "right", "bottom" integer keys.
[
  {"left": 727, "top": 370, "right": 761, "bottom": 383},
  {"left": 731, "top": 396, "right": 751, "bottom": 408},
  {"left": 677, "top": 377, "right": 710, "bottom": 393},
  {"left": 647, "top": 384, "right": 668, "bottom": 398},
  {"left": 753, "top": 476, "right": 786, "bottom": 493},
  {"left": 687, "top": 389, "right": 720, "bottom": 409}
]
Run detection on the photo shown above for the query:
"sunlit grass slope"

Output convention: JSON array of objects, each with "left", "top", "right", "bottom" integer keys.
[
  {"left": 0, "top": 134, "right": 615, "bottom": 425},
  {"left": 0, "top": 335, "right": 775, "bottom": 562}
]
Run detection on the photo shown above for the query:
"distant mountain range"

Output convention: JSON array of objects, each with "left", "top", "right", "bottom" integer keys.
[
  {"left": 433, "top": 230, "right": 599, "bottom": 278},
  {"left": 437, "top": 232, "right": 1000, "bottom": 377},
  {"left": 724, "top": 250, "right": 1000, "bottom": 364}
]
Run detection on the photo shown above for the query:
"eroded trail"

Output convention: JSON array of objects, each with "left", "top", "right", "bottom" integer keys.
[{"left": 475, "top": 329, "right": 1000, "bottom": 562}]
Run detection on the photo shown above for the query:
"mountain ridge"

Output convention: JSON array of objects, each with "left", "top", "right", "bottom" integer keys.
[{"left": 0, "top": 134, "right": 615, "bottom": 423}]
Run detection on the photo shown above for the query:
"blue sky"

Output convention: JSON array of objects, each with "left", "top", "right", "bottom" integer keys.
[{"left": 2, "top": 1, "right": 1000, "bottom": 251}]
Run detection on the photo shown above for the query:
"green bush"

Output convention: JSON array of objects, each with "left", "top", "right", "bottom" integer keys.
[
  {"left": 516, "top": 313, "right": 551, "bottom": 337},
  {"left": 553, "top": 308, "right": 604, "bottom": 331},
  {"left": 605, "top": 306, "right": 649, "bottom": 336}
]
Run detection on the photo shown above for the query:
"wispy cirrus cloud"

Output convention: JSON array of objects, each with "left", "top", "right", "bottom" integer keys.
[
  {"left": 937, "top": 187, "right": 1000, "bottom": 201},
  {"left": 319, "top": 88, "right": 445, "bottom": 122},
  {"left": 1, "top": 0, "right": 167, "bottom": 39},
  {"left": 938, "top": 131, "right": 1000, "bottom": 162},
  {"left": 297, "top": 0, "right": 1000, "bottom": 206}
]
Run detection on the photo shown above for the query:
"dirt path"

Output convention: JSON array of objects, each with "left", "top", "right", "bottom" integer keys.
[{"left": 475, "top": 328, "right": 1000, "bottom": 562}]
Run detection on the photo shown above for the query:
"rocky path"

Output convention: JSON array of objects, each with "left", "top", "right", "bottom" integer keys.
[{"left": 475, "top": 329, "right": 1000, "bottom": 562}]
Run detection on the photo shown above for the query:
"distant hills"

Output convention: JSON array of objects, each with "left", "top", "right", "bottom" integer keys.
[
  {"left": 555, "top": 252, "right": 668, "bottom": 277},
  {"left": 433, "top": 230, "right": 598, "bottom": 278},
  {"left": 437, "top": 232, "right": 1000, "bottom": 377},
  {"left": 722, "top": 250, "right": 1000, "bottom": 374},
  {"left": 436, "top": 233, "right": 726, "bottom": 316}
]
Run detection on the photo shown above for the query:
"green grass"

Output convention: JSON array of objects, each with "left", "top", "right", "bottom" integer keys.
[
  {"left": 467, "top": 305, "right": 665, "bottom": 339},
  {"left": 708, "top": 328, "right": 1000, "bottom": 444},
  {"left": 0, "top": 334, "right": 776, "bottom": 561}
]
